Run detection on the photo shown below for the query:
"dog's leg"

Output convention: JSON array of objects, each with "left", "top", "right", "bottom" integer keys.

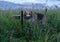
[{"left": 41, "top": 15, "right": 47, "bottom": 24}]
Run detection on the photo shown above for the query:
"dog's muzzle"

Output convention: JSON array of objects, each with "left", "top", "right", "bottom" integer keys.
[{"left": 25, "top": 15, "right": 32, "bottom": 19}]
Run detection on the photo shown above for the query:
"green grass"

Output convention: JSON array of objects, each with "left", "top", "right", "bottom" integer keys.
[{"left": 0, "top": 9, "right": 60, "bottom": 42}]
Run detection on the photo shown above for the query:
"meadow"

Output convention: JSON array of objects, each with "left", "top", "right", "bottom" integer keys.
[{"left": 0, "top": 9, "right": 60, "bottom": 42}]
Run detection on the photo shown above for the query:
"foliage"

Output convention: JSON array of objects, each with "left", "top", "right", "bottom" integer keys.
[{"left": 0, "top": 9, "right": 60, "bottom": 42}]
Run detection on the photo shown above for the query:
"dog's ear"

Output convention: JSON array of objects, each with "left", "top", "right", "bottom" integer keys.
[
  {"left": 23, "top": 10, "right": 27, "bottom": 15},
  {"left": 31, "top": 11, "right": 37, "bottom": 19}
]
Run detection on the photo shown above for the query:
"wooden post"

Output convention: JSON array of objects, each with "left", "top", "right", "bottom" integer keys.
[
  {"left": 21, "top": 10, "right": 23, "bottom": 29},
  {"left": 45, "top": 7, "right": 47, "bottom": 15}
]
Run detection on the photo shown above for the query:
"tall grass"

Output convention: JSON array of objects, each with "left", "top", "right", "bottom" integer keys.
[{"left": 0, "top": 9, "right": 60, "bottom": 42}]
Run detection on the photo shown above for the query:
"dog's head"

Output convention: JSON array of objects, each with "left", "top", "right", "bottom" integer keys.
[{"left": 24, "top": 10, "right": 33, "bottom": 19}]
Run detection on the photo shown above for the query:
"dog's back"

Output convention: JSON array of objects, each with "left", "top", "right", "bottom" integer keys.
[
  {"left": 35, "top": 13, "right": 47, "bottom": 24},
  {"left": 36, "top": 13, "right": 44, "bottom": 20}
]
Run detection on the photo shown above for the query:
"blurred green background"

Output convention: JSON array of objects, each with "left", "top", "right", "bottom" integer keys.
[{"left": 0, "top": 9, "right": 60, "bottom": 42}]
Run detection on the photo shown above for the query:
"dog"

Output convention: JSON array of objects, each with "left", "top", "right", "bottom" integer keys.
[
  {"left": 23, "top": 10, "right": 35, "bottom": 23},
  {"left": 23, "top": 10, "right": 47, "bottom": 24}
]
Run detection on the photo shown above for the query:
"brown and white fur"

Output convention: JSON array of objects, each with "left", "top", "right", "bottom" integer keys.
[{"left": 23, "top": 10, "right": 47, "bottom": 24}]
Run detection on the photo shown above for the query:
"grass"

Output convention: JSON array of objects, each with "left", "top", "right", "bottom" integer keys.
[{"left": 0, "top": 9, "right": 60, "bottom": 42}]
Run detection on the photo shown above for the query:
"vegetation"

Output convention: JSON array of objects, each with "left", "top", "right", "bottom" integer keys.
[{"left": 0, "top": 9, "right": 60, "bottom": 42}]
